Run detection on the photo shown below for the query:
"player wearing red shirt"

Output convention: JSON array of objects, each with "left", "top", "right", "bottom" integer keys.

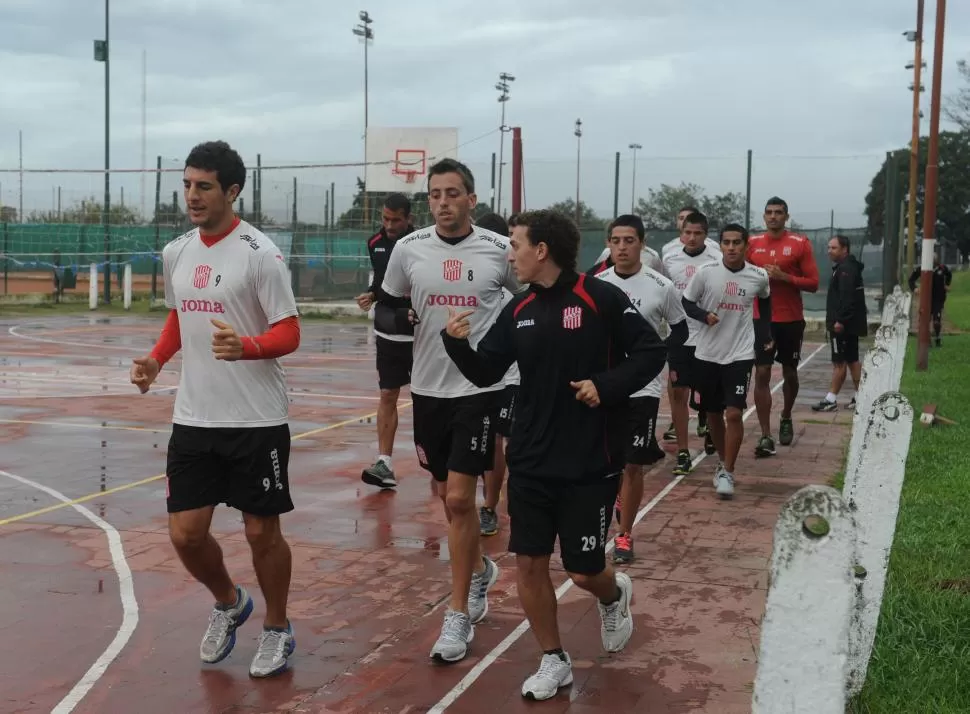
[{"left": 745, "top": 197, "right": 819, "bottom": 456}]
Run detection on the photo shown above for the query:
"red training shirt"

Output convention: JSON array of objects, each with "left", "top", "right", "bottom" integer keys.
[{"left": 746, "top": 231, "right": 819, "bottom": 323}]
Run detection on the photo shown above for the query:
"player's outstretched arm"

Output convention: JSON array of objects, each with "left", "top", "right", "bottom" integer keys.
[
  {"left": 440, "top": 305, "right": 515, "bottom": 388},
  {"left": 131, "top": 309, "right": 181, "bottom": 394}
]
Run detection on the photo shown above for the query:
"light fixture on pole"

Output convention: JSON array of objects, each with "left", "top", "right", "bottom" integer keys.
[
  {"left": 628, "top": 143, "right": 642, "bottom": 213},
  {"left": 93, "top": 0, "right": 111, "bottom": 303},
  {"left": 495, "top": 72, "right": 515, "bottom": 216},
  {"left": 574, "top": 119, "right": 582, "bottom": 226},
  {"left": 352, "top": 10, "right": 374, "bottom": 225},
  {"left": 904, "top": 3, "right": 925, "bottom": 281}
]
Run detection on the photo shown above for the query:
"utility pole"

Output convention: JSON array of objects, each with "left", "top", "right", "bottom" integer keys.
[
  {"left": 352, "top": 10, "right": 374, "bottom": 227},
  {"left": 628, "top": 142, "right": 641, "bottom": 213},
  {"left": 495, "top": 72, "right": 515, "bottom": 216},
  {"left": 574, "top": 119, "right": 582, "bottom": 226},
  {"left": 905, "top": 3, "right": 926, "bottom": 279}
]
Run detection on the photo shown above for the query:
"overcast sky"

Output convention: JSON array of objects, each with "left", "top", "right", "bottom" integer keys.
[{"left": 1, "top": 0, "right": 969, "bottom": 228}]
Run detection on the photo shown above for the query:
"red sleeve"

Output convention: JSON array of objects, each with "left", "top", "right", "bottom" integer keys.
[
  {"left": 149, "top": 310, "right": 182, "bottom": 368},
  {"left": 789, "top": 240, "right": 820, "bottom": 292},
  {"left": 240, "top": 316, "right": 301, "bottom": 360}
]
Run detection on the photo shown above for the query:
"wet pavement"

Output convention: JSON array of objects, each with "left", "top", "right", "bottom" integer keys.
[{"left": 0, "top": 315, "right": 851, "bottom": 713}]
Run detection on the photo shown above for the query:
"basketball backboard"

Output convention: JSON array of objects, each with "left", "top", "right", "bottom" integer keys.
[{"left": 364, "top": 127, "right": 459, "bottom": 193}]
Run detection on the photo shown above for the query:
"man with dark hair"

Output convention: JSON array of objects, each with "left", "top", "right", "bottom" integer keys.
[
  {"left": 683, "top": 223, "right": 772, "bottom": 499},
  {"left": 129, "top": 140, "right": 300, "bottom": 677},
  {"left": 381, "top": 159, "right": 524, "bottom": 663},
  {"left": 587, "top": 214, "right": 664, "bottom": 276},
  {"left": 357, "top": 193, "right": 416, "bottom": 489},
  {"left": 813, "top": 235, "right": 866, "bottom": 412},
  {"left": 660, "top": 205, "right": 719, "bottom": 258},
  {"left": 908, "top": 250, "right": 952, "bottom": 347},
  {"left": 440, "top": 208, "right": 667, "bottom": 701},
  {"left": 746, "top": 196, "right": 819, "bottom": 456}
]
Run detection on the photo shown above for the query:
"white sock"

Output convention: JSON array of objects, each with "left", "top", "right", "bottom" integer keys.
[
  {"left": 825, "top": 392, "right": 837, "bottom": 403},
  {"left": 378, "top": 454, "right": 392, "bottom": 469}
]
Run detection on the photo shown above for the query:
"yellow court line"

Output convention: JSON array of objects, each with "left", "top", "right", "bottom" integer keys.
[
  {"left": 0, "top": 402, "right": 412, "bottom": 527},
  {"left": 0, "top": 419, "right": 169, "bottom": 434}
]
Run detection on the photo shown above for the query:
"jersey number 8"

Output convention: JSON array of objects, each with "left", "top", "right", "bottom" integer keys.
[{"left": 467, "top": 269, "right": 474, "bottom": 281}]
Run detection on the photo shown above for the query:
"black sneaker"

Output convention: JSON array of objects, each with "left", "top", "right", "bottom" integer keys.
[
  {"left": 811, "top": 399, "right": 837, "bottom": 413},
  {"left": 361, "top": 460, "right": 397, "bottom": 489},
  {"left": 672, "top": 449, "right": 693, "bottom": 476},
  {"left": 755, "top": 435, "right": 776, "bottom": 458},
  {"left": 662, "top": 423, "right": 677, "bottom": 442},
  {"left": 779, "top": 418, "right": 794, "bottom": 446},
  {"left": 704, "top": 431, "right": 716, "bottom": 455}
]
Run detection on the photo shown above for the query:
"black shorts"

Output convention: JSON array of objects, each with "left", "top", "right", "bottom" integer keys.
[
  {"left": 166, "top": 423, "right": 293, "bottom": 516},
  {"left": 755, "top": 320, "right": 805, "bottom": 368},
  {"left": 411, "top": 392, "right": 498, "bottom": 482},
  {"left": 829, "top": 333, "right": 860, "bottom": 364},
  {"left": 375, "top": 336, "right": 413, "bottom": 390},
  {"left": 626, "top": 396, "right": 665, "bottom": 466},
  {"left": 696, "top": 359, "right": 754, "bottom": 413},
  {"left": 507, "top": 474, "right": 619, "bottom": 576},
  {"left": 495, "top": 385, "right": 518, "bottom": 437},
  {"left": 668, "top": 345, "right": 696, "bottom": 389}
]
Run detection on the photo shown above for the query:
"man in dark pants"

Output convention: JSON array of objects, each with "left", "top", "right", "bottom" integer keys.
[
  {"left": 812, "top": 235, "right": 867, "bottom": 412},
  {"left": 908, "top": 252, "right": 952, "bottom": 347},
  {"left": 440, "top": 209, "right": 667, "bottom": 700},
  {"left": 356, "top": 194, "right": 415, "bottom": 488}
]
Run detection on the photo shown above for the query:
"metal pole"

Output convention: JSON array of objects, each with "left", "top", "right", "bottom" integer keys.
[
  {"left": 256, "top": 154, "right": 262, "bottom": 230},
  {"left": 103, "top": 0, "right": 111, "bottom": 304},
  {"left": 917, "top": 0, "right": 946, "bottom": 371},
  {"left": 498, "top": 100, "right": 506, "bottom": 216},
  {"left": 745, "top": 149, "right": 753, "bottom": 230},
  {"left": 18, "top": 130, "right": 23, "bottom": 224},
  {"left": 511, "top": 127, "right": 523, "bottom": 214},
  {"left": 612, "top": 151, "right": 620, "bottom": 218},
  {"left": 490, "top": 152, "right": 496, "bottom": 211},
  {"left": 906, "top": 0, "right": 925, "bottom": 280},
  {"left": 152, "top": 155, "right": 161, "bottom": 300},
  {"left": 574, "top": 119, "right": 582, "bottom": 226},
  {"left": 362, "top": 17, "right": 369, "bottom": 228},
  {"left": 629, "top": 143, "right": 641, "bottom": 213}
]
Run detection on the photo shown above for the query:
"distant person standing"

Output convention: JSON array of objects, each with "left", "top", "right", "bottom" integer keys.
[
  {"left": 908, "top": 251, "right": 952, "bottom": 347},
  {"left": 812, "top": 235, "right": 867, "bottom": 412}
]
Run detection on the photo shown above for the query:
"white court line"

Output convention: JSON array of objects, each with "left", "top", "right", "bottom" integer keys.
[
  {"left": 0, "top": 469, "right": 139, "bottom": 714},
  {"left": 427, "top": 343, "right": 825, "bottom": 712},
  {"left": 7, "top": 325, "right": 137, "bottom": 352}
]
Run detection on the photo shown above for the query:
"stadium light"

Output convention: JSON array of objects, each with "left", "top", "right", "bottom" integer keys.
[
  {"left": 495, "top": 72, "right": 515, "bottom": 216},
  {"left": 93, "top": 0, "right": 111, "bottom": 302},
  {"left": 905, "top": 0, "right": 925, "bottom": 282},
  {"left": 352, "top": 10, "right": 374, "bottom": 224},
  {"left": 574, "top": 119, "right": 583, "bottom": 225}
]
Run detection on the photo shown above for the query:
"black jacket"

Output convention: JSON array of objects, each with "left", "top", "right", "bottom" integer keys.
[
  {"left": 366, "top": 227, "right": 414, "bottom": 337},
  {"left": 441, "top": 271, "right": 667, "bottom": 482},
  {"left": 908, "top": 264, "right": 952, "bottom": 306},
  {"left": 826, "top": 254, "right": 868, "bottom": 336}
]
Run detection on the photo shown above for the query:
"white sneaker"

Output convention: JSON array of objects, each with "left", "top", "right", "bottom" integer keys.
[
  {"left": 521, "top": 652, "right": 573, "bottom": 700},
  {"left": 598, "top": 571, "right": 634, "bottom": 652},
  {"left": 712, "top": 462, "right": 725, "bottom": 488},
  {"left": 430, "top": 609, "right": 473, "bottom": 663},
  {"left": 468, "top": 555, "right": 499, "bottom": 624},
  {"left": 716, "top": 471, "right": 735, "bottom": 499}
]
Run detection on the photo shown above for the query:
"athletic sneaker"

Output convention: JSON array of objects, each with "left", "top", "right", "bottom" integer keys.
[
  {"left": 754, "top": 435, "right": 776, "bottom": 458},
  {"left": 712, "top": 461, "right": 726, "bottom": 488},
  {"left": 696, "top": 421, "right": 708, "bottom": 438},
  {"left": 479, "top": 506, "right": 498, "bottom": 536},
  {"left": 672, "top": 449, "right": 692, "bottom": 476},
  {"left": 847, "top": 397, "right": 857, "bottom": 411},
  {"left": 468, "top": 556, "right": 499, "bottom": 624},
  {"left": 779, "top": 418, "right": 794, "bottom": 446},
  {"left": 811, "top": 399, "right": 837, "bottom": 412},
  {"left": 200, "top": 585, "right": 254, "bottom": 663},
  {"left": 598, "top": 571, "right": 634, "bottom": 652},
  {"left": 703, "top": 431, "right": 716, "bottom": 455},
  {"left": 361, "top": 460, "right": 396, "bottom": 489},
  {"left": 715, "top": 470, "right": 735, "bottom": 500},
  {"left": 521, "top": 652, "right": 573, "bottom": 701},
  {"left": 613, "top": 533, "right": 634, "bottom": 564},
  {"left": 662, "top": 423, "right": 677, "bottom": 442},
  {"left": 430, "top": 608, "right": 473, "bottom": 663},
  {"left": 249, "top": 621, "right": 295, "bottom": 678}
]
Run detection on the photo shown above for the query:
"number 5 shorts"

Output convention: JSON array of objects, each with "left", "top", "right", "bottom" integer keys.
[{"left": 411, "top": 392, "right": 499, "bottom": 482}]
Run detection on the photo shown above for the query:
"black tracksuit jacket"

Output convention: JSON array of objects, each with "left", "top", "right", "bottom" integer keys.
[
  {"left": 441, "top": 271, "right": 667, "bottom": 482},
  {"left": 366, "top": 227, "right": 415, "bottom": 337}
]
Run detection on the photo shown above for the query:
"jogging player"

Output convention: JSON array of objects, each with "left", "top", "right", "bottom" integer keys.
[
  {"left": 908, "top": 251, "right": 952, "bottom": 347},
  {"left": 746, "top": 197, "right": 819, "bottom": 455},
  {"left": 683, "top": 224, "right": 772, "bottom": 499},
  {"left": 595, "top": 214, "right": 688, "bottom": 563},
  {"left": 813, "top": 235, "right": 867, "bottom": 412},
  {"left": 380, "top": 159, "right": 523, "bottom": 662},
  {"left": 357, "top": 193, "right": 416, "bottom": 488},
  {"left": 441, "top": 209, "right": 667, "bottom": 701},
  {"left": 661, "top": 211, "right": 721, "bottom": 474},
  {"left": 660, "top": 205, "right": 720, "bottom": 259},
  {"left": 130, "top": 140, "right": 299, "bottom": 677}
]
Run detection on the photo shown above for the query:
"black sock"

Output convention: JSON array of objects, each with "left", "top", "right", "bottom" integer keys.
[
  {"left": 599, "top": 585, "right": 621, "bottom": 606},
  {"left": 543, "top": 647, "right": 567, "bottom": 661}
]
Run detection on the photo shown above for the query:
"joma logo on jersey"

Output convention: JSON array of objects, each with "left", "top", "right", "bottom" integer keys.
[
  {"left": 239, "top": 234, "right": 260, "bottom": 250},
  {"left": 516, "top": 318, "right": 535, "bottom": 328},
  {"left": 442, "top": 259, "right": 463, "bottom": 282},
  {"left": 193, "top": 264, "right": 212, "bottom": 289},
  {"left": 180, "top": 298, "right": 226, "bottom": 314},
  {"left": 562, "top": 306, "right": 583, "bottom": 330},
  {"left": 426, "top": 294, "right": 479, "bottom": 308}
]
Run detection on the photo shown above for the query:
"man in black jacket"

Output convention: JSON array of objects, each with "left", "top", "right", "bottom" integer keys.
[
  {"left": 440, "top": 209, "right": 667, "bottom": 701},
  {"left": 356, "top": 193, "right": 415, "bottom": 488},
  {"left": 908, "top": 250, "right": 952, "bottom": 347},
  {"left": 813, "top": 235, "right": 867, "bottom": 412}
]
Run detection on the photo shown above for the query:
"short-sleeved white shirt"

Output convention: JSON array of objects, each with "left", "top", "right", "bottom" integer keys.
[
  {"left": 381, "top": 224, "right": 524, "bottom": 398},
  {"left": 683, "top": 261, "right": 771, "bottom": 365},
  {"left": 162, "top": 219, "right": 299, "bottom": 428},
  {"left": 661, "top": 246, "right": 723, "bottom": 347},
  {"left": 596, "top": 265, "right": 686, "bottom": 398}
]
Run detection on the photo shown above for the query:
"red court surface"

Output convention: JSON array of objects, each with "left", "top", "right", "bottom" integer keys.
[{"left": 0, "top": 315, "right": 850, "bottom": 713}]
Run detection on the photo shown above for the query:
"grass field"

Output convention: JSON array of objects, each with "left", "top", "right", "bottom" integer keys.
[{"left": 853, "top": 271, "right": 970, "bottom": 713}]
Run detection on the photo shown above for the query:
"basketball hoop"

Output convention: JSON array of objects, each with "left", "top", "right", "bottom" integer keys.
[{"left": 404, "top": 171, "right": 417, "bottom": 184}]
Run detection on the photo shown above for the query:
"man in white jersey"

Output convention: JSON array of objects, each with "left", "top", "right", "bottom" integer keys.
[
  {"left": 588, "top": 241, "right": 663, "bottom": 276},
  {"left": 660, "top": 205, "right": 721, "bottom": 259},
  {"left": 682, "top": 223, "right": 772, "bottom": 499},
  {"left": 129, "top": 141, "right": 299, "bottom": 677},
  {"left": 381, "top": 159, "right": 524, "bottom": 663},
  {"left": 661, "top": 212, "right": 721, "bottom": 476},
  {"left": 595, "top": 215, "right": 688, "bottom": 563}
]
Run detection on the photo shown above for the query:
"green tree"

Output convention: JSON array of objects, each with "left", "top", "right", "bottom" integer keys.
[
  {"left": 1, "top": 206, "right": 17, "bottom": 222},
  {"left": 944, "top": 59, "right": 970, "bottom": 132},
  {"left": 545, "top": 198, "right": 606, "bottom": 230},
  {"left": 864, "top": 131, "right": 970, "bottom": 254},
  {"left": 29, "top": 198, "right": 141, "bottom": 225},
  {"left": 634, "top": 182, "right": 746, "bottom": 231}
]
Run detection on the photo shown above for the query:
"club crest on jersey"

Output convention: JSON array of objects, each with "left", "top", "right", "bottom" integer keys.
[
  {"left": 562, "top": 306, "right": 583, "bottom": 330},
  {"left": 442, "top": 259, "right": 463, "bottom": 282},
  {"left": 685, "top": 264, "right": 697, "bottom": 278},
  {"left": 193, "top": 264, "right": 212, "bottom": 289},
  {"left": 783, "top": 246, "right": 792, "bottom": 256},
  {"left": 725, "top": 281, "right": 740, "bottom": 296}
]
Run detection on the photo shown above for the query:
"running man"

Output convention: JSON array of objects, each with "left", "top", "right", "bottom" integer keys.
[
  {"left": 908, "top": 251, "right": 952, "bottom": 347},
  {"left": 661, "top": 211, "right": 721, "bottom": 474},
  {"left": 660, "top": 205, "right": 720, "bottom": 259},
  {"left": 682, "top": 223, "right": 772, "bottom": 499},
  {"left": 813, "top": 235, "right": 867, "bottom": 412},
  {"left": 380, "top": 159, "right": 522, "bottom": 663},
  {"left": 130, "top": 140, "right": 299, "bottom": 677},
  {"left": 746, "top": 197, "right": 819, "bottom": 456},
  {"left": 595, "top": 214, "right": 688, "bottom": 563},
  {"left": 357, "top": 193, "right": 416, "bottom": 489},
  {"left": 441, "top": 209, "right": 666, "bottom": 700}
]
